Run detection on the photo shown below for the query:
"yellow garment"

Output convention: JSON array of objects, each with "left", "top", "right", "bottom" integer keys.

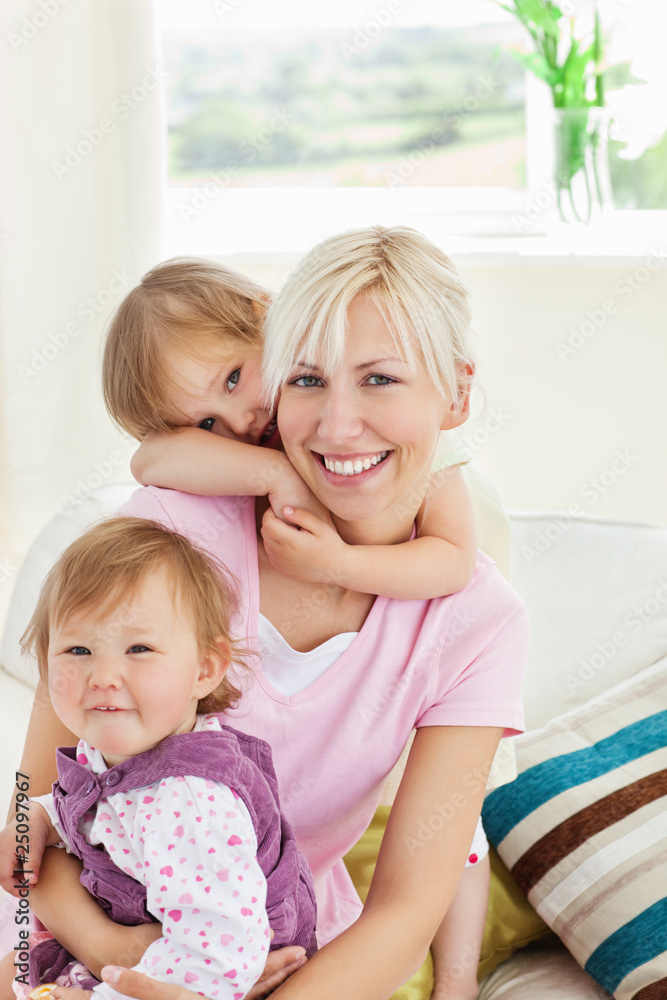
[{"left": 343, "top": 810, "right": 551, "bottom": 997}]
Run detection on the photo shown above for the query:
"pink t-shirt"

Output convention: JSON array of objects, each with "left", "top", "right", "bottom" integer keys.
[{"left": 120, "top": 488, "right": 528, "bottom": 944}]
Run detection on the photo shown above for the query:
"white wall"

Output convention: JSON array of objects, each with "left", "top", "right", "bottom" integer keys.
[{"left": 462, "top": 259, "right": 667, "bottom": 527}]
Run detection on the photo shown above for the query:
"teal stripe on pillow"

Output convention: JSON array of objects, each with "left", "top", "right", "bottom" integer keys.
[
  {"left": 483, "top": 712, "right": 667, "bottom": 845},
  {"left": 584, "top": 897, "right": 667, "bottom": 994}
]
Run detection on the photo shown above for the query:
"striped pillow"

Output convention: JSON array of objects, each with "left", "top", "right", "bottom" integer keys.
[{"left": 482, "top": 658, "right": 667, "bottom": 1000}]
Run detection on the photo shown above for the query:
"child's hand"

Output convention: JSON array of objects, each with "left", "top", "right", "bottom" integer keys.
[
  {"left": 0, "top": 806, "right": 51, "bottom": 895},
  {"left": 267, "top": 464, "right": 332, "bottom": 525},
  {"left": 261, "top": 506, "right": 349, "bottom": 585}
]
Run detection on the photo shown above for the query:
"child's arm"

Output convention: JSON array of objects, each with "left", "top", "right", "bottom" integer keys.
[
  {"left": 261, "top": 464, "right": 478, "bottom": 600},
  {"left": 29, "top": 848, "right": 163, "bottom": 979},
  {"left": 0, "top": 801, "right": 58, "bottom": 896},
  {"left": 131, "top": 428, "right": 331, "bottom": 521}
]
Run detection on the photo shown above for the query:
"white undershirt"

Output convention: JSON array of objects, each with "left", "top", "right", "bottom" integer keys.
[{"left": 258, "top": 613, "right": 358, "bottom": 696}]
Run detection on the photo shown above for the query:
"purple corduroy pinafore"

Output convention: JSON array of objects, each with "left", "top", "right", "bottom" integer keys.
[{"left": 30, "top": 722, "right": 317, "bottom": 988}]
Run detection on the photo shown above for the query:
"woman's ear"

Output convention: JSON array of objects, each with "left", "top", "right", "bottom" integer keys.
[
  {"left": 441, "top": 362, "right": 474, "bottom": 430},
  {"left": 195, "top": 639, "right": 230, "bottom": 699}
]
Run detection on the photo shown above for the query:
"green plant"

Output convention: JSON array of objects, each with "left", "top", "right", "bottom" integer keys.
[{"left": 497, "top": 1, "right": 609, "bottom": 221}]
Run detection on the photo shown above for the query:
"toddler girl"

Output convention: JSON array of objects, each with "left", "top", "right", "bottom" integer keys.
[
  {"left": 100, "top": 256, "right": 490, "bottom": 999},
  {"left": 1, "top": 517, "right": 316, "bottom": 1000}
]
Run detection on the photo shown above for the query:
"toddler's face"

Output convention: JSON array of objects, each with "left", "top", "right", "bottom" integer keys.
[
  {"left": 47, "top": 570, "right": 221, "bottom": 766},
  {"left": 166, "top": 343, "right": 281, "bottom": 449}
]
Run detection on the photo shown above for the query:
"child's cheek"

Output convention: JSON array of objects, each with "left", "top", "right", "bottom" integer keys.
[{"left": 49, "top": 664, "right": 80, "bottom": 714}]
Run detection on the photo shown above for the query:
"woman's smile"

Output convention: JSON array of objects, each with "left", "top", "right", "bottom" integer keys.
[
  {"left": 278, "top": 292, "right": 466, "bottom": 540},
  {"left": 319, "top": 449, "right": 391, "bottom": 478}
]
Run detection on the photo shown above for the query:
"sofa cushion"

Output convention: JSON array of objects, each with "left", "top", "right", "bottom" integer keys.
[
  {"left": 482, "top": 657, "right": 667, "bottom": 1000},
  {"left": 478, "top": 936, "right": 609, "bottom": 999},
  {"left": 0, "top": 668, "right": 40, "bottom": 812},
  {"left": 509, "top": 512, "right": 667, "bottom": 730},
  {"left": 0, "top": 484, "right": 136, "bottom": 688}
]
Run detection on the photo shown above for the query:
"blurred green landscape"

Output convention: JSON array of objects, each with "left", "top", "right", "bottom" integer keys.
[
  {"left": 163, "top": 25, "right": 527, "bottom": 187},
  {"left": 162, "top": 23, "right": 665, "bottom": 206}
]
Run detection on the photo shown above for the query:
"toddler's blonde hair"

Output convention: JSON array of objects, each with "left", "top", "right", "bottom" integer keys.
[
  {"left": 103, "top": 257, "right": 271, "bottom": 439},
  {"left": 21, "top": 516, "right": 249, "bottom": 715}
]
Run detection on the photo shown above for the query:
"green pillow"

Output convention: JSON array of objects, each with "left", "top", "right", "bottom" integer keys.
[
  {"left": 344, "top": 806, "right": 550, "bottom": 997},
  {"left": 479, "top": 846, "right": 552, "bottom": 980}
]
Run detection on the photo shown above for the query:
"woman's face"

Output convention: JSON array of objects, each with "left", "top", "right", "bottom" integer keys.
[{"left": 277, "top": 293, "right": 469, "bottom": 541}]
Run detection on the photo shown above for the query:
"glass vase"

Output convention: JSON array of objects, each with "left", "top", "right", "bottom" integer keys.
[{"left": 553, "top": 107, "right": 612, "bottom": 225}]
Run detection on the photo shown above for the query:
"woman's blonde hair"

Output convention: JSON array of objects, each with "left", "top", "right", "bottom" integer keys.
[
  {"left": 21, "top": 517, "right": 249, "bottom": 715},
  {"left": 103, "top": 257, "right": 271, "bottom": 439},
  {"left": 262, "top": 226, "right": 475, "bottom": 408}
]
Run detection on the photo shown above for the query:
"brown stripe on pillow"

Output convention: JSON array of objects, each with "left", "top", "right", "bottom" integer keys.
[
  {"left": 634, "top": 976, "right": 667, "bottom": 999},
  {"left": 512, "top": 769, "right": 667, "bottom": 891}
]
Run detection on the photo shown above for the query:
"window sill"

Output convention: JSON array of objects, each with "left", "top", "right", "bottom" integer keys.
[{"left": 164, "top": 187, "right": 667, "bottom": 266}]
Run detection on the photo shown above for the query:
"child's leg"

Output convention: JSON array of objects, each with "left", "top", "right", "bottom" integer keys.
[{"left": 430, "top": 825, "right": 490, "bottom": 1000}]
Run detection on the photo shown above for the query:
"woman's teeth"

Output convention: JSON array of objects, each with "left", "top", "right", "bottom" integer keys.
[{"left": 323, "top": 451, "right": 389, "bottom": 476}]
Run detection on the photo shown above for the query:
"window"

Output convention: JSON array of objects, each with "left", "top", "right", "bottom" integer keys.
[{"left": 158, "top": 0, "right": 667, "bottom": 253}]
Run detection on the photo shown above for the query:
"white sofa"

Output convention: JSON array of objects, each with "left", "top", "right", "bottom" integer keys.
[{"left": 1, "top": 484, "right": 666, "bottom": 999}]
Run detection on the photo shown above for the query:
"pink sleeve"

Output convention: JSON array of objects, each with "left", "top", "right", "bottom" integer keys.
[
  {"left": 417, "top": 568, "right": 529, "bottom": 737},
  {"left": 118, "top": 486, "right": 178, "bottom": 527}
]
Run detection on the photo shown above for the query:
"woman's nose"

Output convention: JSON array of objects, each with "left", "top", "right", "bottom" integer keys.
[{"left": 317, "top": 388, "right": 364, "bottom": 443}]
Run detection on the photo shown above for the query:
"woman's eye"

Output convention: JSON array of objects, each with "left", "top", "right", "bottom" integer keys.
[
  {"left": 67, "top": 646, "right": 90, "bottom": 656},
  {"left": 366, "top": 375, "right": 394, "bottom": 386},
  {"left": 292, "top": 375, "right": 323, "bottom": 388},
  {"left": 226, "top": 369, "right": 241, "bottom": 391},
  {"left": 198, "top": 417, "right": 215, "bottom": 432},
  {"left": 127, "top": 645, "right": 150, "bottom": 654}
]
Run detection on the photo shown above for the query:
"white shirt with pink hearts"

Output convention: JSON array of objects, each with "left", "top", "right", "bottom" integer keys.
[{"left": 37, "top": 715, "right": 270, "bottom": 1000}]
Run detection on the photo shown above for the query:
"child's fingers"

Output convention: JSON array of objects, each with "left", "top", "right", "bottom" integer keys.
[
  {"left": 281, "top": 506, "right": 328, "bottom": 536},
  {"left": 102, "top": 968, "right": 188, "bottom": 1000},
  {"left": 261, "top": 512, "right": 305, "bottom": 545}
]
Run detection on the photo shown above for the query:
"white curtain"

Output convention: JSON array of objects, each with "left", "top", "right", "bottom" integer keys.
[{"left": 0, "top": 0, "right": 166, "bottom": 629}]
